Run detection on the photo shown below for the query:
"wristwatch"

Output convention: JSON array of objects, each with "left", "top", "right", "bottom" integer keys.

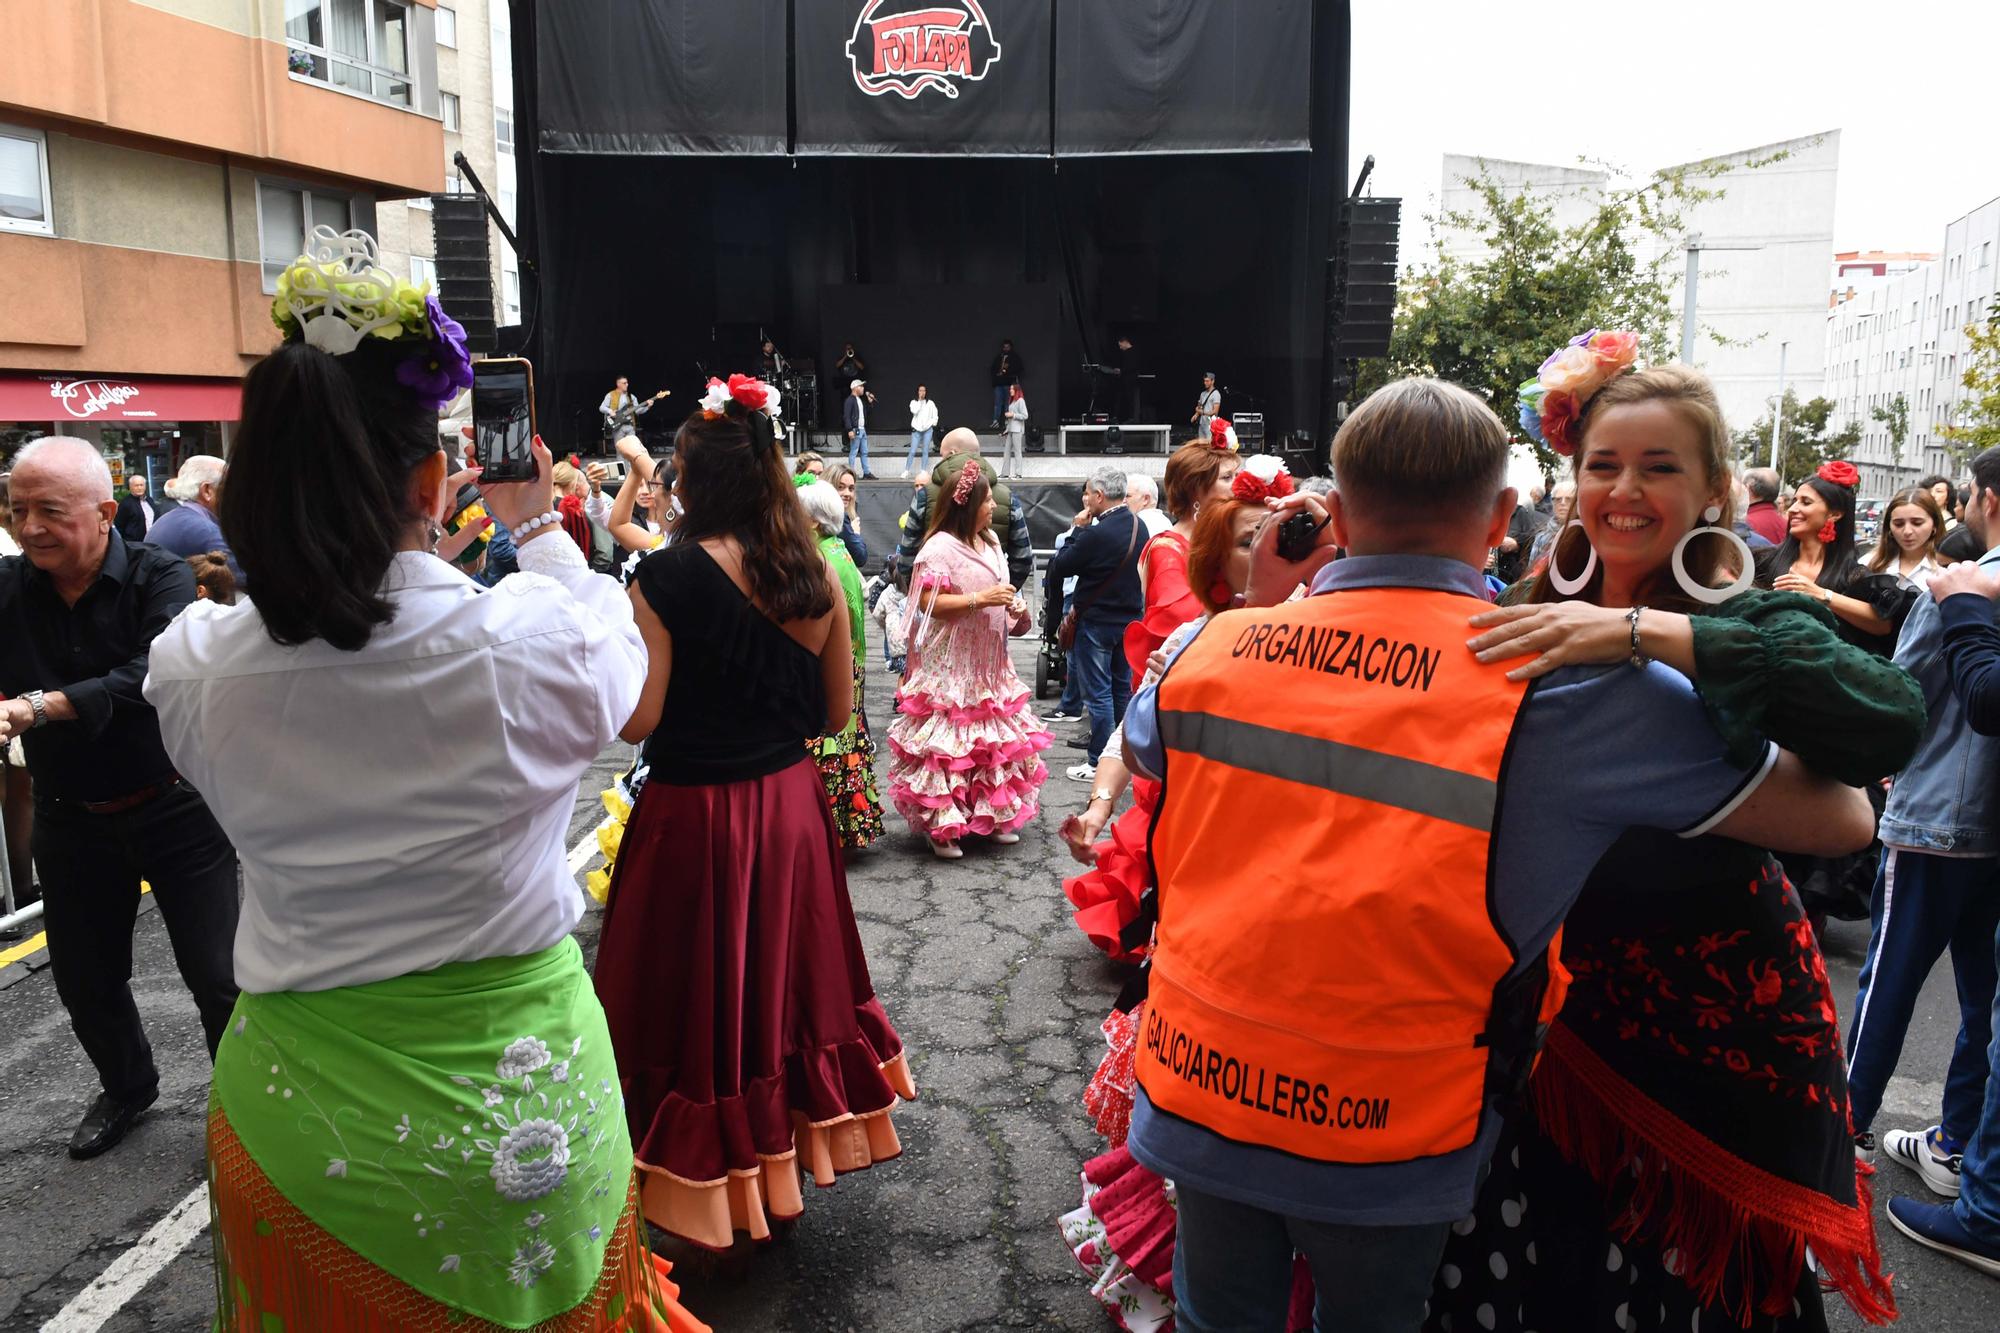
[
  {"left": 23, "top": 690, "right": 49, "bottom": 729},
  {"left": 1090, "top": 788, "right": 1117, "bottom": 806}
]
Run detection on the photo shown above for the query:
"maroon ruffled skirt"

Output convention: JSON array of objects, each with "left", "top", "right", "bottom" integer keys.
[{"left": 593, "top": 757, "right": 916, "bottom": 1249}]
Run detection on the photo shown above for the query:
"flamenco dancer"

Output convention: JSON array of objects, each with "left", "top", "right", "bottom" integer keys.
[
  {"left": 594, "top": 374, "right": 914, "bottom": 1251},
  {"left": 1064, "top": 424, "right": 1243, "bottom": 961},
  {"left": 1425, "top": 342, "right": 1917, "bottom": 1330},
  {"left": 147, "top": 227, "right": 706, "bottom": 1330},
  {"left": 1060, "top": 463, "right": 1308, "bottom": 1333},
  {"left": 887, "top": 456, "right": 1051, "bottom": 859}
]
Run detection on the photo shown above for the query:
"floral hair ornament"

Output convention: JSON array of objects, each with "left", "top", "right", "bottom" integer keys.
[
  {"left": 951, "top": 457, "right": 981, "bottom": 506},
  {"left": 698, "top": 373, "right": 783, "bottom": 420},
  {"left": 1816, "top": 460, "right": 1860, "bottom": 490},
  {"left": 1209, "top": 417, "right": 1240, "bottom": 452},
  {"left": 1516, "top": 329, "right": 1641, "bottom": 457},
  {"left": 269, "top": 226, "right": 473, "bottom": 411},
  {"left": 1231, "top": 454, "right": 1294, "bottom": 504}
]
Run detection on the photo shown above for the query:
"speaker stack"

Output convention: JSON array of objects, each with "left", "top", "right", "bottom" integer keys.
[
  {"left": 1332, "top": 198, "right": 1400, "bottom": 361},
  {"left": 431, "top": 195, "right": 497, "bottom": 355}
]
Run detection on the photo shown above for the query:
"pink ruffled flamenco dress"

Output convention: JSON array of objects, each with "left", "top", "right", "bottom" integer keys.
[{"left": 887, "top": 531, "right": 1051, "bottom": 845}]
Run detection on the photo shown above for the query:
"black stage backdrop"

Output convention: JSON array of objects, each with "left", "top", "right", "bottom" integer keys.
[
  {"left": 820, "top": 283, "right": 1058, "bottom": 433},
  {"left": 796, "top": 1, "right": 1052, "bottom": 155},
  {"left": 1054, "top": 0, "right": 1313, "bottom": 155},
  {"left": 514, "top": 2, "right": 1349, "bottom": 458},
  {"left": 536, "top": 0, "right": 787, "bottom": 154}
]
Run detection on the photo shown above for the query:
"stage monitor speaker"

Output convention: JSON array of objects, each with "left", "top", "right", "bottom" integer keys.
[
  {"left": 1333, "top": 198, "right": 1400, "bottom": 361},
  {"left": 431, "top": 196, "right": 497, "bottom": 354},
  {"left": 1232, "top": 412, "right": 1265, "bottom": 448}
]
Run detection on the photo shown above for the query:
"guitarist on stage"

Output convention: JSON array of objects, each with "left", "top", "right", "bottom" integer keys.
[{"left": 598, "top": 375, "right": 667, "bottom": 444}]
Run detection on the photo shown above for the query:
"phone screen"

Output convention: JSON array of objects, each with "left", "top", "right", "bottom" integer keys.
[{"left": 473, "top": 362, "right": 535, "bottom": 482}]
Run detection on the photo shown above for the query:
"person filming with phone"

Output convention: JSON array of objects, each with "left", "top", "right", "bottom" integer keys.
[{"left": 141, "top": 231, "right": 707, "bottom": 1331}]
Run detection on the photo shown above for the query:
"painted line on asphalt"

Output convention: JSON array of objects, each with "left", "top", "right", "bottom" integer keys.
[
  {"left": 1, "top": 886, "right": 149, "bottom": 971},
  {"left": 38, "top": 821, "right": 610, "bottom": 1328},
  {"left": 40, "top": 1183, "right": 209, "bottom": 1333}
]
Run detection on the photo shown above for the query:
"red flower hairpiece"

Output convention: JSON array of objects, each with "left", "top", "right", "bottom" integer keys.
[
  {"left": 1816, "top": 460, "right": 1859, "bottom": 489},
  {"left": 1209, "top": 417, "right": 1240, "bottom": 452},
  {"left": 951, "top": 458, "right": 980, "bottom": 506},
  {"left": 1231, "top": 456, "right": 1295, "bottom": 503}
]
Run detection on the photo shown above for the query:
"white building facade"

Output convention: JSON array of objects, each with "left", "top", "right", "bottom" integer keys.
[
  {"left": 1438, "top": 132, "right": 1841, "bottom": 435},
  {"left": 1824, "top": 195, "right": 2000, "bottom": 500},
  {"left": 375, "top": 0, "right": 519, "bottom": 329}
]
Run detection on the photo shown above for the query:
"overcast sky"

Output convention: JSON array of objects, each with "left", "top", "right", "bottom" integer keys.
[{"left": 1350, "top": 0, "right": 1998, "bottom": 256}]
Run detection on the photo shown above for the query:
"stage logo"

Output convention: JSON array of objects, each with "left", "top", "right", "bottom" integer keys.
[{"left": 844, "top": 2, "right": 1001, "bottom": 100}]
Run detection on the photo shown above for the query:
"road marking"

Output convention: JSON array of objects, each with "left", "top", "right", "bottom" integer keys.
[
  {"left": 38, "top": 820, "right": 611, "bottom": 1327},
  {"left": 2, "top": 886, "right": 149, "bottom": 970},
  {"left": 40, "top": 1184, "right": 210, "bottom": 1333}
]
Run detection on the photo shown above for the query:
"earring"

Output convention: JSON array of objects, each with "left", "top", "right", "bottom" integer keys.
[
  {"left": 424, "top": 517, "right": 445, "bottom": 553},
  {"left": 1817, "top": 520, "right": 1837, "bottom": 545},
  {"left": 1545, "top": 520, "right": 1598, "bottom": 596},
  {"left": 1671, "top": 504, "right": 1755, "bottom": 605}
]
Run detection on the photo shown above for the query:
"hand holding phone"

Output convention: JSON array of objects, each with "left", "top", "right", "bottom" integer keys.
[{"left": 472, "top": 358, "right": 538, "bottom": 483}]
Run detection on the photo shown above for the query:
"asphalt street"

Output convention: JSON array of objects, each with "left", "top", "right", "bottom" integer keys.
[{"left": 0, "top": 644, "right": 1994, "bottom": 1331}]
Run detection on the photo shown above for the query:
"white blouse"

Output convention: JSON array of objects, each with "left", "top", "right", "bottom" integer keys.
[{"left": 144, "top": 539, "right": 646, "bottom": 994}]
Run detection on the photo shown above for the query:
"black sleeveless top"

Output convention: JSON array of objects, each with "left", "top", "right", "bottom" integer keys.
[{"left": 634, "top": 542, "right": 825, "bottom": 785}]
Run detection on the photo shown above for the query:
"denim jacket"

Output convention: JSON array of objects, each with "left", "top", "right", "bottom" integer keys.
[{"left": 1880, "top": 543, "right": 2000, "bottom": 856}]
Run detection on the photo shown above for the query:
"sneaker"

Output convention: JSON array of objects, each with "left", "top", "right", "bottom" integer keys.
[
  {"left": 900, "top": 469, "right": 911, "bottom": 479},
  {"left": 1883, "top": 1126, "right": 1964, "bottom": 1198},
  {"left": 1854, "top": 1130, "right": 1877, "bottom": 1164},
  {"left": 1045, "top": 709, "right": 1081, "bottom": 722},
  {"left": 1066, "top": 763, "right": 1096, "bottom": 782},
  {"left": 1886, "top": 1197, "right": 2000, "bottom": 1278},
  {"left": 991, "top": 831, "right": 1021, "bottom": 846}
]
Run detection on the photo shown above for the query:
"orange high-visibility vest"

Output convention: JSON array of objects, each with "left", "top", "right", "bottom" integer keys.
[{"left": 1137, "top": 585, "right": 1567, "bottom": 1164}]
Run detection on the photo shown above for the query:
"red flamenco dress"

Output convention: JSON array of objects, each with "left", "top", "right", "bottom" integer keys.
[
  {"left": 594, "top": 544, "right": 916, "bottom": 1252},
  {"left": 1065, "top": 532, "right": 1198, "bottom": 963}
]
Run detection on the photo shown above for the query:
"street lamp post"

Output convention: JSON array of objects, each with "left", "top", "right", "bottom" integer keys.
[{"left": 1768, "top": 340, "right": 1788, "bottom": 472}]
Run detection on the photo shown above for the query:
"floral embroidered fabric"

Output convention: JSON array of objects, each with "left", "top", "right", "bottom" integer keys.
[{"left": 211, "top": 938, "right": 638, "bottom": 1328}]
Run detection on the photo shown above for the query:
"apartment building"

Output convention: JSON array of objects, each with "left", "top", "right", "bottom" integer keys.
[
  {"left": 0, "top": 0, "right": 446, "bottom": 487},
  {"left": 1824, "top": 195, "right": 2000, "bottom": 498},
  {"left": 375, "top": 0, "right": 518, "bottom": 335}
]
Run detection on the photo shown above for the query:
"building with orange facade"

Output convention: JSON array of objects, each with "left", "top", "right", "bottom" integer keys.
[{"left": 0, "top": 0, "right": 450, "bottom": 488}]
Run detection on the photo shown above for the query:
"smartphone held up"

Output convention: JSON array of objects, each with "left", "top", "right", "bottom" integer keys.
[{"left": 472, "top": 358, "right": 537, "bottom": 483}]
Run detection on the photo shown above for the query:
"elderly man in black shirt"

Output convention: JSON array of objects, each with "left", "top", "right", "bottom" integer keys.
[{"left": 0, "top": 437, "right": 238, "bottom": 1159}]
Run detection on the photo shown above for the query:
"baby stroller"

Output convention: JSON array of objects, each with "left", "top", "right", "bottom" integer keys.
[{"left": 1034, "top": 555, "right": 1068, "bottom": 700}]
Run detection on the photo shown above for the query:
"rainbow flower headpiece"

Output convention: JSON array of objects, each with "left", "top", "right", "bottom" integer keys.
[
  {"left": 699, "top": 373, "right": 782, "bottom": 420},
  {"left": 1516, "top": 329, "right": 1640, "bottom": 456},
  {"left": 270, "top": 226, "right": 473, "bottom": 411}
]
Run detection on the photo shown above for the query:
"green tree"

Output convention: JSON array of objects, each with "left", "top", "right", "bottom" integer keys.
[
  {"left": 1359, "top": 149, "right": 1792, "bottom": 471},
  {"left": 1942, "top": 297, "right": 2000, "bottom": 467},
  {"left": 1733, "top": 390, "right": 1859, "bottom": 485},
  {"left": 1871, "top": 393, "right": 1909, "bottom": 469}
]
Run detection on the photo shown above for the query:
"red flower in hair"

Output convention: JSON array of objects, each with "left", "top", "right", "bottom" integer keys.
[
  {"left": 1816, "top": 460, "right": 1859, "bottom": 489},
  {"left": 1230, "top": 468, "right": 1295, "bottom": 504},
  {"left": 725, "top": 373, "right": 774, "bottom": 411},
  {"left": 951, "top": 458, "right": 980, "bottom": 505},
  {"left": 1209, "top": 417, "right": 1239, "bottom": 451},
  {"left": 1539, "top": 389, "right": 1580, "bottom": 456}
]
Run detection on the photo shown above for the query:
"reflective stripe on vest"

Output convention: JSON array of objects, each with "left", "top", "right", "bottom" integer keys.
[{"left": 1138, "top": 585, "right": 1558, "bottom": 1165}]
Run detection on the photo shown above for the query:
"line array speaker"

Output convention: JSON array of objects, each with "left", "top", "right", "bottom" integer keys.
[
  {"left": 1332, "top": 198, "right": 1400, "bottom": 361},
  {"left": 431, "top": 195, "right": 497, "bottom": 354}
]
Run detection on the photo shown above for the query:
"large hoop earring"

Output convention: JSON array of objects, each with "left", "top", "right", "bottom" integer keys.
[
  {"left": 1546, "top": 520, "right": 1598, "bottom": 596},
  {"left": 1671, "top": 505, "right": 1755, "bottom": 605}
]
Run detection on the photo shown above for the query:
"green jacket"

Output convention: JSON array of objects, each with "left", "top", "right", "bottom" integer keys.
[{"left": 897, "top": 453, "right": 1033, "bottom": 585}]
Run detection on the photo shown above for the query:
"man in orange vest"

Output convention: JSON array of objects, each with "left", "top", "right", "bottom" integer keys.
[{"left": 1118, "top": 378, "right": 1877, "bottom": 1331}]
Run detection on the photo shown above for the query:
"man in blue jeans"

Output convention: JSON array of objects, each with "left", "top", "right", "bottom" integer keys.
[
  {"left": 842, "top": 379, "right": 875, "bottom": 479},
  {"left": 1045, "top": 466, "right": 1142, "bottom": 782},
  {"left": 1874, "top": 445, "right": 2000, "bottom": 1275}
]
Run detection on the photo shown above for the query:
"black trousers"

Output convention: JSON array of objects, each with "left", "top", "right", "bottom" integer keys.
[{"left": 34, "top": 781, "right": 239, "bottom": 1102}]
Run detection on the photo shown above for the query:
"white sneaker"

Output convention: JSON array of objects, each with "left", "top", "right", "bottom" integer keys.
[
  {"left": 1066, "top": 763, "right": 1096, "bottom": 782},
  {"left": 1883, "top": 1126, "right": 1964, "bottom": 1198},
  {"left": 900, "top": 469, "right": 911, "bottom": 479},
  {"left": 1045, "top": 709, "right": 1081, "bottom": 722}
]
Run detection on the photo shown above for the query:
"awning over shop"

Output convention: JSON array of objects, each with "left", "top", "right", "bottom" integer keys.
[{"left": 0, "top": 373, "right": 242, "bottom": 423}]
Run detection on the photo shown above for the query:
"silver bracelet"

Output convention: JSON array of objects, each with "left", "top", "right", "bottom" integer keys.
[
  {"left": 1627, "top": 606, "right": 1649, "bottom": 669},
  {"left": 512, "top": 509, "right": 561, "bottom": 539}
]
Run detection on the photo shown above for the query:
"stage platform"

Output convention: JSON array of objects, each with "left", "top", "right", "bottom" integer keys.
[{"left": 792, "top": 429, "right": 1174, "bottom": 481}]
